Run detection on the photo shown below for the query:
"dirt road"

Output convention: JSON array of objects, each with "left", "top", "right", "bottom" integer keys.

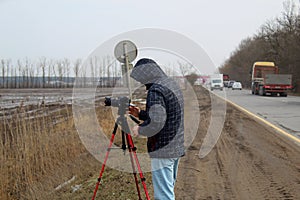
[{"left": 176, "top": 86, "right": 300, "bottom": 200}]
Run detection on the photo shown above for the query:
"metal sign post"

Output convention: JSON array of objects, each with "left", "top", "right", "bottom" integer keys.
[{"left": 114, "top": 40, "right": 138, "bottom": 99}]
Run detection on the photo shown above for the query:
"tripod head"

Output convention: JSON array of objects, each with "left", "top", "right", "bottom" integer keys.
[
  {"left": 104, "top": 96, "right": 140, "bottom": 134},
  {"left": 104, "top": 96, "right": 130, "bottom": 116}
]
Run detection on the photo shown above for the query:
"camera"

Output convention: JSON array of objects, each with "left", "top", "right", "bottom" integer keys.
[{"left": 104, "top": 96, "right": 130, "bottom": 108}]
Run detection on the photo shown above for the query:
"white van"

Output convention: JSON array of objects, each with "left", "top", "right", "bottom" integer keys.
[{"left": 210, "top": 74, "right": 224, "bottom": 91}]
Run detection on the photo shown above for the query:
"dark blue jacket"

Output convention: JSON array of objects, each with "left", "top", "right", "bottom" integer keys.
[{"left": 130, "top": 58, "right": 185, "bottom": 158}]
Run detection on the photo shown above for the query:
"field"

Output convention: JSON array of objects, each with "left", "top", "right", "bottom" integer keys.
[{"left": 1, "top": 86, "right": 299, "bottom": 200}]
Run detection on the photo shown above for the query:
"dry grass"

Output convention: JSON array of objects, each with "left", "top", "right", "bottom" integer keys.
[
  {"left": 0, "top": 89, "right": 153, "bottom": 200},
  {"left": 0, "top": 103, "right": 87, "bottom": 199}
]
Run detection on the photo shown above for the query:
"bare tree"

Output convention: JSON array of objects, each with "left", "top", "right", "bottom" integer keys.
[
  {"left": 106, "top": 56, "right": 111, "bottom": 86},
  {"left": 90, "top": 57, "right": 96, "bottom": 87},
  {"left": 110, "top": 58, "right": 118, "bottom": 87},
  {"left": 13, "top": 65, "right": 17, "bottom": 88},
  {"left": 39, "top": 57, "right": 47, "bottom": 88},
  {"left": 50, "top": 60, "right": 58, "bottom": 88},
  {"left": 178, "top": 61, "right": 189, "bottom": 77},
  {"left": 177, "top": 61, "right": 192, "bottom": 89},
  {"left": 160, "top": 63, "right": 172, "bottom": 76},
  {"left": 29, "top": 61, "right": 35, "bottom": 88},
  {"left": 1, "top": 59, "right": 5, "bottom": 88},
  {"left": 63, "top": 58, "right": 70, "bottom": 87},
  {"left": 8, "top": 60, "right": 15, "bottom": 88},
  {"left": 18, "top": 59, "right": 25, "bottom": 88},
  {"left": 48, "top": 59, "right": 55, "bottom": 88},
  {"left": 81, "top": 64, "right": 86, "bottom": 87},
  {"left": 57, "top": 61, "right": 64, "bottom": 88},
  {"left": 73, "top": 59, "right": 81, "bottom": 78},
  {"left": 98, "top": 57, "right": 106, "bottom": 87},
  {"left": 5, "top": 60, "right": 10, "bottom": 88}
]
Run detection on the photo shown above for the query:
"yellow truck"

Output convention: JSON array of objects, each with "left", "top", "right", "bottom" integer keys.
[{"left": 251, "top": 62, "right": 292, "bottom": 97}]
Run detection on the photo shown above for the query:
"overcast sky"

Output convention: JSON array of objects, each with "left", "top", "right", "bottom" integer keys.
[{"left": 0, "top": 0, "right": 299, "bottom": 68}]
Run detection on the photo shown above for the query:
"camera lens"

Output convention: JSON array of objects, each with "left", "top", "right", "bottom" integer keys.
[{"left": 104, "top": 97, "right": 111, "bottom": 106}]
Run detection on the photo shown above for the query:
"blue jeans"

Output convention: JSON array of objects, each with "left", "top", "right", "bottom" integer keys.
[{"left": 151, "top": 158, "right": 180, "bottom": 200}]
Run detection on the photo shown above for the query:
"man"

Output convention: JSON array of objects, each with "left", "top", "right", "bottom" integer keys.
[{"left": 129, "top": 58, "right": 185, "bottom": 200}]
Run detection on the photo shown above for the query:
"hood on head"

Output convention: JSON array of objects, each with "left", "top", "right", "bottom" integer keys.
[{"left": 130, "top": 58, "right": 167, "bottom": 84}]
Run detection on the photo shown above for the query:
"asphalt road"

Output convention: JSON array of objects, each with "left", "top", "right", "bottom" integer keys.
[{"left": 212, "top": 88, "right": 300, "bottom": 140}]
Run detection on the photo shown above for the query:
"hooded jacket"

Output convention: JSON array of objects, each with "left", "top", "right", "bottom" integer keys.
[{"left": 130, "top": 58, "right": 185, "bottom": 158}]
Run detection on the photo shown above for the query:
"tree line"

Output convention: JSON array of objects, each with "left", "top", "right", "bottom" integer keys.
[
  {"left": 0, "top": 55, "right": 195, "bottom": 89},
  {"left": 0, "top": 56, "right": 122, "bottom": 88},
  {"left": 219, "top": 0, "right": 300, "bottom": 92}
]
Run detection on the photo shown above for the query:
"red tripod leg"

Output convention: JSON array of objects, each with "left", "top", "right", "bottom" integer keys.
[
  {"left": 92, "top": 123, "right": 118, "bottom": 200},
  {"left": 126, "top": 133, "right": 151, "bottom": 200},
  {"left": 125, "top": 132, "right": 143, "bottom": 200}
]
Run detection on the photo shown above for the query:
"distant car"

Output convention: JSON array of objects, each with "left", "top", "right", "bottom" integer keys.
[
  {"left": 228, "top": 80, "right": 235, "bottom": 88},
  {"left": 232, "top": 82, "right": 242, "bottom": 90},
  {"left": 223, "top": 81, "right": 229, "bottom": 87}
]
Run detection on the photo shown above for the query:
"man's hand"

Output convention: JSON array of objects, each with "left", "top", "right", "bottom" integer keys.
[
  {"left": 132, "top": 125, "right": 140, "bottom": 137},
  {"left": 129, "top": 106, "right": 140, "bottom": 118}
]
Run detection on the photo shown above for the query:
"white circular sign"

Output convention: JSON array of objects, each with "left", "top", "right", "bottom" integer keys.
[{"left": 114, "top": 40, "right": 138, "bottom": 63}]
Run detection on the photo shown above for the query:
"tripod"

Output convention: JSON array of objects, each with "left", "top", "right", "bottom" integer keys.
[{"left": 92, "top": 104, "right": 150, "bottom": 200}]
